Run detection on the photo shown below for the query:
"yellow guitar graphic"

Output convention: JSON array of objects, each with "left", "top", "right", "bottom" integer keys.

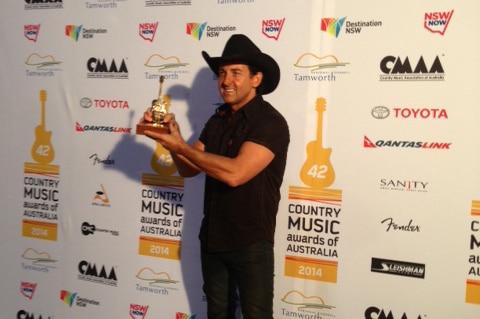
[
  {"left": 31, "top": 90, "right": 55, "bottom": 164},
  {"left": 300, "top": 98, "right": 335, "bottom": 189},
  {"left": 150, "top": 94, "right": 177, "bottom": 176}
]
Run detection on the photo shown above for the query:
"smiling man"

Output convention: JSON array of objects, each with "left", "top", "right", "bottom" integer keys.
[{"left": 143, "top": 34, "right": 290, "bottom": 319}]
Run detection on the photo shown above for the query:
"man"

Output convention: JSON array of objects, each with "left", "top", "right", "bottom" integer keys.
[{"left": 143, "top": 34, "right": 289, "bottom": 319}]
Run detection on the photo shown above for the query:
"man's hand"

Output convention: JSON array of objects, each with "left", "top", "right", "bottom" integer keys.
[{"left": 144, "top": 113, "right": 185, "bottom": 153}]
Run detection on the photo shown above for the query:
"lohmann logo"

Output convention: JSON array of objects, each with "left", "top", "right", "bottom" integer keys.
[
  {"left": 262, "top": 18, "right": 285, "bottom": 40},
  {"left": 424, "top": 10, "right": 454, "bottom": 35},
  {"left": 364, "top": 136, "right": 451, "bottom": 150}
]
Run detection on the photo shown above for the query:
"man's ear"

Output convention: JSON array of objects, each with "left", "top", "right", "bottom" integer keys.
[{"left": 252, "top": 71, "right": 263, "bottom": 88}]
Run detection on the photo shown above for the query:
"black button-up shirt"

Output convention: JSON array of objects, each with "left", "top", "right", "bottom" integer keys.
[{"left": 199, "top": 95, "right": 290, "bottom": 252}]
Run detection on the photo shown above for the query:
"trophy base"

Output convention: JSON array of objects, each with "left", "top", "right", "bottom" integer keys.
[{"left": 136, "top": 123, "right": 170, "bottom": 135}]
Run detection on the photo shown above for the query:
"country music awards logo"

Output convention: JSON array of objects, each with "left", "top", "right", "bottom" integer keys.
[
  {"left": 424, "top": 9, "right": 454, "bottom": 35},
  {"left": 285, "top": 97, "right": 342, "bottom": 288},
  {"left": 24, "top": 24, "right": 40, "bottom": 42},
  {"left": 466, "top": 199, "right": 480, "bottom": 305},
  {"left": 23, "top": 90, "right": 60, "bottom": 242}
]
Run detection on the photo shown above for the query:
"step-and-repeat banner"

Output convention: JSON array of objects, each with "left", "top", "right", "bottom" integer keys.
[{"left": 1, "top": 1, "right": 480, "bottom": 318}]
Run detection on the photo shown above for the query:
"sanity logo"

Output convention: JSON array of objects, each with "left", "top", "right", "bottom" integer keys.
[
  {"left": 24, "top": 24, "right": 40, "bottom": 42},
  {"left": 186, "top": 22, "right": 207, "bottom": 40},
  {"left": 262, "top": 18, "right": 285, "bottom": 40},
  {"left": 130, "top": 304, "right": 149, "bottom": 319},
  {"left": 321, "top": 17, "right": 346, "bottom": 37},
  {"left": 139, "top": 22, "right": 158, "bottom": 42},
  {"left": 65, "top": 25, "right": 82, "bottom": 41},
  {"left": 424, "top": 10, "right": 454, "bottom": 35}
]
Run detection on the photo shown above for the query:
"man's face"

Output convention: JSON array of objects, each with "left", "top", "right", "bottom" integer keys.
[{"left": 217, "top": 64, "right": 263, "bottom": 111}]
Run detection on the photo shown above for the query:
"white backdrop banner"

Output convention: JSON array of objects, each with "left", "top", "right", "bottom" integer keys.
[{"left": 1, "top": 1, "right": 480, "bottom": 318}]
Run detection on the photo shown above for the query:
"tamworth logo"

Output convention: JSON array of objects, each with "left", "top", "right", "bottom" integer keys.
[
  {"left": 364, "top": 136, "right": 451, "bottom": 150},
  {"left": 262, "top": 18, "right": 285, "bottom": 40},
  {"left": 424, "top": 10, "right": 454, "bottom": 35},
  {"left": 139, "top": 22, "right": 158, "bottom": 42}
]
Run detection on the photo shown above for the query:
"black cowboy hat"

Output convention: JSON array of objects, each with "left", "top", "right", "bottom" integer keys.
[{"left": 202, "top": 34, "right": 280, "bottom": 94}]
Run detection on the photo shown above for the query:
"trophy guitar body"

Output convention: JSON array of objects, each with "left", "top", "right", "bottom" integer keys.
[{"left": 137, "top": 75, "right": 170, "bottom": 135}]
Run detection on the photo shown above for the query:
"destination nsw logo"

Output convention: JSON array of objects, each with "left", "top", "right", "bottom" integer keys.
[
  {"left": 364, "top": 136, "right": 451, "bottom": 150},
  {"left": 371, "top": 257, "right": 425, "bottom": 279}
]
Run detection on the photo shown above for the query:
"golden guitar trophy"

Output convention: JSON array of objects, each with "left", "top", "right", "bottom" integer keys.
[
  {"left": 300, "top": 97, "right": 335, "bottom": 189},
  {"left": 136, "top": 75, "right": 170, "bottom": 135}
]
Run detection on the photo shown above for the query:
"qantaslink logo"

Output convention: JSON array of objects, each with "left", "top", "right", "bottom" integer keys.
[{"left": 364, "top": 136, "right": 451, "bottom": 150}]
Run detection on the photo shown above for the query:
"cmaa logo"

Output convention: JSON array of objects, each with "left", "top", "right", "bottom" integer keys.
[
  {"left": 365, "top": 306, "right": 423, "bottom": 319},
  {"left": 262, "top": 18, "right": 285, "bottom": 40},
  {"left": 139, "top": 22, "right": 158, "bottom": 42},
  {"left": 130, "top": 304, "right": 149, "bottom": 319},
  {"left": 424, "top": 10, "right": 454, "bottom": 35},
  {"left": 16, "top": 310, "right": 52, "bottom": 319},
  {"left": 86, "top": 57, "right": 129, "bottom": 79}
]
